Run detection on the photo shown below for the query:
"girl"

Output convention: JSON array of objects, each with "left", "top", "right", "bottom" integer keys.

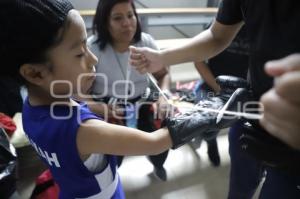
[{"left": 0, "top": 0, "right": 209, "bottom": 198}]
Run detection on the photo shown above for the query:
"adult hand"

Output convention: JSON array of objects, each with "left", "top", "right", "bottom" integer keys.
[
  {"left": 260, "top": 54, "right": 300, "bottom": 150},
  {"left": 129, "top": 46, "right": 166, "bottom": 74}
]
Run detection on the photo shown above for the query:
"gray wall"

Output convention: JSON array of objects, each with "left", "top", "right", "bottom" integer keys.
[
  {"left": 134, "top": 0, "right": 206, "bottom": 8},
  {"left": 69, "top": 0, "right": 97, "bottom": 10},
  {"left": 69, "top": 0, "right": 208, "bottom": 10},
  {"left": 70, "top": 0, "right": 211, "bottom": 39}
]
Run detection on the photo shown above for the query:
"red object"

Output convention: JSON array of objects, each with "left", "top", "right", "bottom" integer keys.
[
  {"left": 31, "top": 170, "right": 59, "bottom": 199},
  {"left": 148, "top": 105, "right": 162, "bottom": 129},
  {"left": 176, "top": 80, "right": 197, "bottom": 90},
  {"left": 153, "top": 119, "right": 162, "bottom": 129},
  {"left": 0, "top": 113, "right": 16, "bottom": 137}
]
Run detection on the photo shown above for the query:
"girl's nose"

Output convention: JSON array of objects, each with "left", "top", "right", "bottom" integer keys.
[{"left": 87, "top": 48, "right": 98, "bottom": 66}]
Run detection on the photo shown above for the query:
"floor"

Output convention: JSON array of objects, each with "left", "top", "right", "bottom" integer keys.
[
  {"left": 119, "top": 131, "right": 231, "bottom": 199},
  {"left": 15, "top": 129, "right": 233, "bottom": 199}
]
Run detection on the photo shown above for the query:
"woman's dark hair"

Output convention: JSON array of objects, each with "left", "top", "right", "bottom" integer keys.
[
  {"left": 0, "top": 0, "right": 73, "bottom": 84},
  {"left": 92, "top": 0, "right": 142, "bottom": 50}
]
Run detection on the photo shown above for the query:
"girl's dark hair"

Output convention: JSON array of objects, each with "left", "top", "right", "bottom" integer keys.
[
  {"left": 0, "top": 0, "right": 73, "bottom": 84},
  {"left": 92, "top": 0, "right": 142, "bottom": 50}
]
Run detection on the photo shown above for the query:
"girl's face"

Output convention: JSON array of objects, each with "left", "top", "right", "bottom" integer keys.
[
  {"left": 108, "top": 2, "right": 137, "bottom": 46},
  {"left": 45, "top": 10, "right": 98, "bottom": 97}
]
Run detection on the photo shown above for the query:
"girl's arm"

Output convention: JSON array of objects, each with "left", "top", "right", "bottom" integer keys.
[{"left": 76, "top": 119, "right": 172, "bottom": 156}]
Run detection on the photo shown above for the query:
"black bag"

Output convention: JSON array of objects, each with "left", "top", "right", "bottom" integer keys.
[
  {"left": 0, "top": 77, "right": 23, "bottom": 117},
  {"left": 0, "top": 128, "right": 18, "bottom": 199},
  {"left": 239, "top": 121, "right": 300, "bottom": 175}
]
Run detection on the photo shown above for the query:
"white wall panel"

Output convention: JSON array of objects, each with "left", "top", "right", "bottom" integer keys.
[{"left": 69, "top": 0, "right": 208, "bottom": 10}]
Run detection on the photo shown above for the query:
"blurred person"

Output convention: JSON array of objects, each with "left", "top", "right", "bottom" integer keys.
[
  {"left": 129, "top": 0, "right": 300, "bottom": 198},
  {"left": 193, "top": 25, "right": 249, "bottom": 167}
]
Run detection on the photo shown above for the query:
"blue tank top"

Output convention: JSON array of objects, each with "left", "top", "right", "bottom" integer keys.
[{"left": 22, "top": 98, "right": 125, "bottom": 199}]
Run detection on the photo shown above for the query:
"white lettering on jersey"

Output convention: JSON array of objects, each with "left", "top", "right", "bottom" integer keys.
[
  {"left": 45, "top": 151, "right": 61, "bottom": 167},
  {"left": 29, "top": 138, "right": 61, "bottom": 168},
  {"left": 38, "top": 147, "right": 46, "bottom": 159}
]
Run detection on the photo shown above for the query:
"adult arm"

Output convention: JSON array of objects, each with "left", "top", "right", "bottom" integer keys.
[{"left": 130, "top": 21, "right": 243, "bottom": 74}]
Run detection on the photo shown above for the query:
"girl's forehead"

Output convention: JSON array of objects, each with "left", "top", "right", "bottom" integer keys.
[
  {"left": 49, "top": 10, "right": 86, "bottom": 53},
  {"left": 63, "top": 11, "right": 86, "bottom": 44}
]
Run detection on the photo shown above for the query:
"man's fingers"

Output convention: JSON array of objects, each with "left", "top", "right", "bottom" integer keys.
[
  {"left": 274, "top": 71, "right": 300, "bottom": 103},
  {"left": 260, "top": 89, "right": 300, "bottom": 149},
  {"left": 261, "top": 89, "right": 298, "bottom": 119},
  {"left": 260, "top": 113, "right": 300, "bottom": 150},
  {"left": 129, "top": 45, "right": 138, "bottom": 53},
  {"left": 129, "top": 52, "right": 146, "bottom": 60},
  {"left": 260, "top": 89, "right": 300, "bottom": 132},
  {"left": 265, "top": 53, "right": 300, "bottom": 77},
  {"left": 130, "top": 57, "right": 147, "bottom": 67},
  {"left": 129, "top": 46, "right": 147, "bottom": 60},
  {"left": 131, "top": 61, "right": 149, "bottom": 74},
  {"left": 129, "top": 46, "right": 148, "bottom": 74},
  {"left": 129, "top": 46, "right": 146, "bottom": 65}
]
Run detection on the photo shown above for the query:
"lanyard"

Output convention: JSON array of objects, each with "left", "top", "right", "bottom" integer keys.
[{"left": 112, "top": 49, "right": 132, "bottom": 104}]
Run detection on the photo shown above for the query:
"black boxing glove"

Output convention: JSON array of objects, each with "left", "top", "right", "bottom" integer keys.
[
  {"left": 239, "top": 121, "right": 300, "bottom": 175},
  {"left": 216, "top": 75, "right": 249, "bottom": 98},
  {"left": 164, "top": 98, "right": 220, "bottom": 149},
  {"left": 215, "top": 87, "right": 252, "bottom": 129},
  {"left": 201, "top": 76, "right": 251, "bottom": 128},
  {"left": 164, "top": 76, "right": 251, "bottom": 149}
]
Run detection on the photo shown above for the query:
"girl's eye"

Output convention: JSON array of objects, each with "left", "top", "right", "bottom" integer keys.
[{"left": 76, "top": 53, "right": 85, "bottom": 58}]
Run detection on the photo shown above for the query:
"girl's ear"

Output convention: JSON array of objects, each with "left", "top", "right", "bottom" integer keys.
[{"left": 19, "top": 64, "right": 50, "bottom": 86}]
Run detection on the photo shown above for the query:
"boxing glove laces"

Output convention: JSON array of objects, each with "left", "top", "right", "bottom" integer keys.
[{"left": 164, "top": 76, "right": 252, "bottom": 149}]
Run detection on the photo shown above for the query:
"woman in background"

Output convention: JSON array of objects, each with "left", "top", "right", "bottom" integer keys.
[{"left": 87, "top": 0, "right": 170, "bottom": 181}]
